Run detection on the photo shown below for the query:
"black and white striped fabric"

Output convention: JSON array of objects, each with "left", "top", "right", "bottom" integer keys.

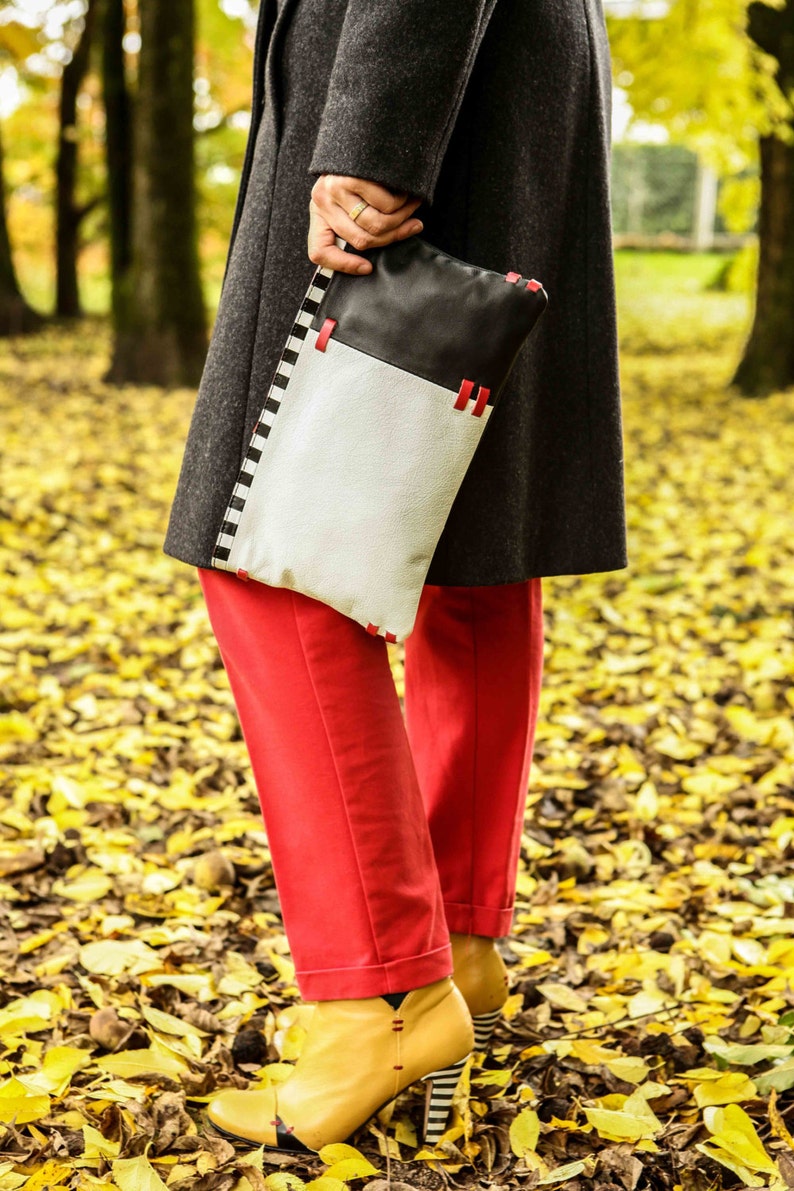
[
  {"left": 211, "top": 236, "right": 547, "bottom": 642},
  {"left": 211, "top": 264, "right": 335, "bottom": 572},
  {"left": 473, "top": 1008, "right": 502, "bottom": 1050},
  {"left": 422, "top": 1057, "right": 468, "bottom": 1146}
]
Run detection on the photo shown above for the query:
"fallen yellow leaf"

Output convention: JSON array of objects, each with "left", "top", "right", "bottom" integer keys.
[
  {"left": 694, "top": 1071, "right": 757, "bottom": 1107},
  {"left": 702, "top": 1103, "right": 777, "bottom": 1174},
  {"left": 112, "top": 1156, "right": 169, "bottom": 1191},
  {"left": 510, "top": 1107, "right": 541, "bottom": 1158},
  {"left": 0, "top": 1079, "right": 50, "bottom": 1125}
]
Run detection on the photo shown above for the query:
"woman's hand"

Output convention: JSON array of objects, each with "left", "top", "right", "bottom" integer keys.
[{"left": 308, "top": 174, "right": 424, "bottom": 275}]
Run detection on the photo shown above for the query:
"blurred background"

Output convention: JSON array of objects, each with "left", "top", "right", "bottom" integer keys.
[{"left": 0, "top": 0, "right": 792, "bottom": 393}]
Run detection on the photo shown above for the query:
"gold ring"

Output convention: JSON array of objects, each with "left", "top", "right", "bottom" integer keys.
[{"left": 348, "top": 200, "right": 368, "bottom": 222}]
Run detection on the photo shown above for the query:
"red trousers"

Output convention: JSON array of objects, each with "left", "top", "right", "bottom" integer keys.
[{"left": 198, "top": 569, "right": 544, "bottom": 1000}]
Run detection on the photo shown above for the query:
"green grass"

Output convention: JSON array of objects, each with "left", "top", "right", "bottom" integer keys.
[{"left": 613, "top": 250, "right": 751, "bottom": 356}]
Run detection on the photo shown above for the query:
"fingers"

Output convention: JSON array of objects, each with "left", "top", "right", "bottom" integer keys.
[
  {"left": 352, "top": 178, "right": 423, "bottom": 222},
  {"left": 341, "top": 192, "right": 423, "bottom": 240},
  {"left": 309, "top": 174, "right": 424, "bottom": 270},
  {"left": 313, "top": 173, "right": 422, "bottom": 231},
  {"left": 331, "top": 201, "right": 423, "bottom": 254},
  {"left": 334, "top": 176, "right": 410, "bottom": 214},
  {"left": 308, "top": 203, "right": 373, "bottom": 275}
]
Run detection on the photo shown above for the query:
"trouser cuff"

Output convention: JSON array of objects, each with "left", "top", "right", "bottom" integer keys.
[
  {"left": 444, "top": 901, "right": 514, "bottom": 937},
  {"left": 295, "top": 941, "right": 453, "bottom": 1001}
]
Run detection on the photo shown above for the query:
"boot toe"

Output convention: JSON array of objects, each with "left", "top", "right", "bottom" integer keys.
[{"left": 207, "top": 1088, "right": 279, "bottom": 1147}]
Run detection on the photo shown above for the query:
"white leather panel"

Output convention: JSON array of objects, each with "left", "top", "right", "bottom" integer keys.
[{"left": 224, "top": 328, "right": 491, "bottom": 640}]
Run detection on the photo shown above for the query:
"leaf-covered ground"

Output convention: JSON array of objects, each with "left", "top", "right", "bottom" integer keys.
[{"left": 1, "top": 254, "right": 794, "bottom": 1190}]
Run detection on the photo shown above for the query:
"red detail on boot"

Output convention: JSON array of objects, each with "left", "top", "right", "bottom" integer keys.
[
  {"left": 471, "top": 385, "right": 491, "bottom": 417},
  {"left": 454, "top": 378, "right": 475, "bottom": 410},
  {"left": 526, "top": 279, "right": 542, "bottom": 292},
  {"left": 315, "top": 317, "right": 337, "bottom": 352},
  {"left": 505, "top": 271, "right": 521, "bottom": 283},
  {"left": 252, "top": 421, "right": 259, "bottom": 435},
  {"left": 393, "top": 1064, "right": 404, "bottom": 1070},
  {"left": 385, "top": 632, "right": 397, "bottom": 643},
  {"left": 366, "top": 623, "right": 379, "bottom": 635},
  {"left": 236, "top": 569, "right": 249, "bottom": 581}
]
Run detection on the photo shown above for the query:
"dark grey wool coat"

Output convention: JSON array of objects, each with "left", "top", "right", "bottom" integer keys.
[{"left": 163, "top": 0, "right": 627, "bottom": 586}]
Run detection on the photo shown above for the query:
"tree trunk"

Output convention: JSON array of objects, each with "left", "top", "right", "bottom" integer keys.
[
  {"left": 732, "top": 135, "right": 794, "bottom": 396},
  {"left": 101, "top": 0, "right": 132, "bottom": 326},
  {"left": 733, "top": 0, "right": 794, "bottom": 396},
  {"left": 56, "top": 0, "right": 97, "bottom": 318},
  {"left": 0, "top": 125, "right": 41, "bottom": 335},
  {"left": 107, "top": 0, "right": 207, "bottom": 386}
]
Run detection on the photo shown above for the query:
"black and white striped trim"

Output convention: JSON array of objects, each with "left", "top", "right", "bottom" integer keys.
[
  {"left": 422, "top": 1057, "right": 468, "bottom": 1146},
  {"left": 211, "top": 264, "right": 335, "bottom": 567},
  {"left": 473, "top": 1008, "right": 502, "bottom": 1050}
]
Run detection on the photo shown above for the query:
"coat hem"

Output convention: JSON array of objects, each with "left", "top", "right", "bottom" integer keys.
[{"left": 161, "top": 542, "right": 629, "bottom": 589}]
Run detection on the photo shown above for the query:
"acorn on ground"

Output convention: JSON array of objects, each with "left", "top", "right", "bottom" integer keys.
[{"left": 192, "top": 849, "right": 236, "bottom": 891}]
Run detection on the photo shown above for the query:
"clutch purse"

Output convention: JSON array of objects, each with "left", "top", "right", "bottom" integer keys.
[{"left": 210, "top": 235, "right": 548, "bottom": 642}]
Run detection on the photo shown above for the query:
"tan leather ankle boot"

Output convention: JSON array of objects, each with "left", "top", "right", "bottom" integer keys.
[
  {"left": 207, "top": 976, "right": 473, "bottom": 1152},
  {"left": 449, "top": 933, "right": 510, "bottom": 1049},
  {"left": 271, "top": 938, "right": 509, "bottom": 1064}
]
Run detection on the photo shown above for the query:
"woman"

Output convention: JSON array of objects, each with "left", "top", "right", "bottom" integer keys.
[{"left": 163, "top": 0, "right": 626, "bottom": 1155}]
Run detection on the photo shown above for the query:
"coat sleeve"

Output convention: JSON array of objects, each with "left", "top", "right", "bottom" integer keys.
[{"left": 308, "top": 0, "right": 498, "bottom": 206}]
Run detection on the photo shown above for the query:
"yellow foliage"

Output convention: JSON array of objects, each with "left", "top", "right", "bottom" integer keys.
[
  {"left": 0, "top": 264, "right": 791, "bottom": 1186},
  {"left": 111, "top": 1156, "right": 169, "bottom": 1191},
  {"left": 509, "top": 1107, "right": 540, "bottom": 1158},
  {"left": 696, "top": 1103, "right": 780, "bottom": 1182},
  {"left": 317, "top": 1145, "right": 380, "bottom": 1181}
]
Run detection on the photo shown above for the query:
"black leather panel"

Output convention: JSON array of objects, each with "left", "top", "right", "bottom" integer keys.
[{"left": 310, "top": 237, "right": 548, "bottom": 402}]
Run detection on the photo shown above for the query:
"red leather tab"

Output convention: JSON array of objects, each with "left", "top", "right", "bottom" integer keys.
[
  {"left": 236, "top": 569, "right": 249, "bottom": 581},
  {"left": 505, "top": 271, "right": 521, "bottom": 284},
  {"left": 526, "top": 279, "right": 542, "bottom": 292},
  {"left": 366, "top": 623, "right": 379, "bottom": 635},
  {"left": 471, "top": 385, "right": 491, "bottom": 417},
  {"left": 385, "top": 631, "right": 397, "bottom": 643},
  {"left": 315, "top": 317, "right": 337, "bottom": 351},
  {"left": 454, "top": 378, "right": 475, "bottom": 410}
]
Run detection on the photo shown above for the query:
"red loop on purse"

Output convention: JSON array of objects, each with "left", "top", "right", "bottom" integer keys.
[
  {"left": 315, "top": 318, "right": 337, "bottom": 351},
  {"left": 236, "top": 569, "right": 249, "bottom": 581},
  {"left": 366, "top": 623, "right": 379, "bottom": 635},
  {"left": 505, "top": 272, "right": 521, "bottom": 284},
  {"left": 471, "top": 385, "right": 491, "bottom": 417},
  {"left": 454, "top": 378, "right": 475, "bottom": 410},
  {"left": 385, "top": 632, "right": 397, "bottom": 643},
  {"left": 526, "top": 279, "right": 542, "bottom": 292}
]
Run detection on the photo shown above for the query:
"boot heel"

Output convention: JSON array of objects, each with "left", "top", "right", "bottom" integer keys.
[
  {"left": 421, "top": 1057, "right": 468, "bottom": 1145},
  {"left": 473, "top": 1008, "right": 502, "bottom": 1050}
]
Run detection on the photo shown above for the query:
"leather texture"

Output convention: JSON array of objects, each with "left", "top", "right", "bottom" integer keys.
[
  {"left": 259, "top": 938, "right": 510, "bottom": 1049},
  {"left": 205, "top": 976, "right": 473, "bottom": 1152},
  {"left": 311, "top": 236, "right": 548, "bottom": 398},
  {"left": 215, "top": 320, "right": 494, "bottom": 641},
  {"left": 449, "top": 934, "right": 510, "bottom": 1018}
]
